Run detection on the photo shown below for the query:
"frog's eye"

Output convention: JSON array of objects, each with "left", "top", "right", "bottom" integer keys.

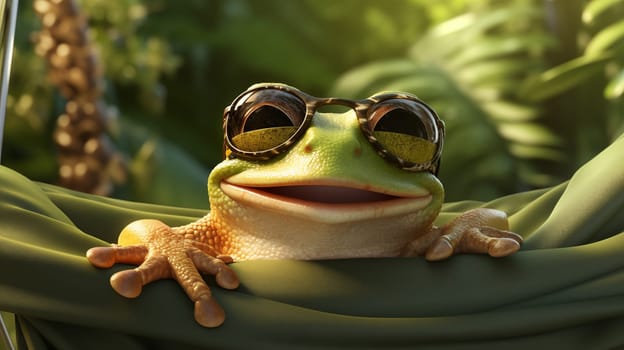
[
  {"left": 227, "top": 89, "right": 306, "bottom": 153},
  {"left": 367, "top": 99, "right": 440, "bottom": 164}
]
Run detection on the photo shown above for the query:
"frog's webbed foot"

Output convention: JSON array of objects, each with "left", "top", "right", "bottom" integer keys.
[
  {"left": 404, "top": 208, "right": 523, "bottom": 261},
  {"left": 86, "top": 219, "right": 239, "bottom": 328}
]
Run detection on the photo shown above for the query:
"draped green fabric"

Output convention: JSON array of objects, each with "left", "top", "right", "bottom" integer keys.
[{"left": 1, "top": 135, "right": 624, "bottom": 349}]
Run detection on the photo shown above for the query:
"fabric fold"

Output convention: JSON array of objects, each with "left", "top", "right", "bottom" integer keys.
[{"left": 0, "top": 135, "right": 623, "bottom": 349}]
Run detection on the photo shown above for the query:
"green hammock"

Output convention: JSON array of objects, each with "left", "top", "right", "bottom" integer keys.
[{"left": 1, "top": 135, "right": 624, "bottom": 349}]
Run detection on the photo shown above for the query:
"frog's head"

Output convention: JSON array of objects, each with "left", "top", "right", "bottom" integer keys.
[{"left": 207, "top": 83, "right": 445, "bottom": 259}]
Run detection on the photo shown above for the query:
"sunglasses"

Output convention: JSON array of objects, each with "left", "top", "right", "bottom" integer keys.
[{"left": 223, "top": 83, "right": 445, "bottom": 174}]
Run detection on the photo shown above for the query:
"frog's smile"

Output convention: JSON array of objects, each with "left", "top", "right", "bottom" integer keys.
[{"left": 220, "top": 181, "right": 432, "bottom": 224}]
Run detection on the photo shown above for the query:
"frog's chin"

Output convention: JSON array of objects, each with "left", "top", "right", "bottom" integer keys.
[{"left": 220, "top": 181, "right": 432, "bottom": 224}]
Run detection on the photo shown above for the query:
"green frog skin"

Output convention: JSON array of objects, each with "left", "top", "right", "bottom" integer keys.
[{"left": 87, "top": 88, "right": 522, "bottom": 328}]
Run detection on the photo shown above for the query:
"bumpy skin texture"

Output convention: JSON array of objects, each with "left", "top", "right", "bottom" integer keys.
[{"left": 87, "top": 110, "right": 522, "bottom": 328}]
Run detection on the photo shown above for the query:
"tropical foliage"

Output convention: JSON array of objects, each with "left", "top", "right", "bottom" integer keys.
[
  {"left": 334, "top": 0, "right": 624, "bottom": 200},
  {"left": 334, "top": 2, "right": 557, "bottom": 199},
  {"left": 2, "top": 0, "right": 623, "bottom": 205}
]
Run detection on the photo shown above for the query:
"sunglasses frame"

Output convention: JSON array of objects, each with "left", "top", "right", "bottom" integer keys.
[{"left": 223, "top": 83, "right": 445, "bottom": 174}]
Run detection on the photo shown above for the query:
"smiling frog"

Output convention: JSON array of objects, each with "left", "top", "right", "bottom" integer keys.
[{"left": 87, "top": 83, "right": 522, "bottom": 328}]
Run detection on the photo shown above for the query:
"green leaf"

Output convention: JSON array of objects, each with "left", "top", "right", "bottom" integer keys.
[
  {"left": 582, "top": 0, "right": 624, "bottom": 24},
  {"left": 130, "top": 138, "right": 209, "bottom": 209},
  {"left": 585, "top": 20, "right": 624, "bottom": 55},
  {"left": 516, "top": 162, "right": 562, "bottom": 187},
  {"left": 519, "top": 53, "right": 614, "bottom": 101},
  {"left": 482, "top": 101, "right": 540, "bottom": 122},
  {"left": 372, "top": 69, "right": 452, "bottom": 101},
  {"left": 116, "top": 118, "right": 209, "bottom": 209},
  {"left": 497, "top": 123, "right": 562, "bottom": 146},
  {"left": 448, "top": 35, "right": 554, "bottom": 69},
  {"left": 509, "top": 144, "right": 566, "bottom": 161},
  {"left": 427, "top": 5, "right": 538, "bottom": 40},
  {"left": 414, "top": 5, "right": 540, "bottom": 60},
  {"left": 456, "top": 59, "right": 535, "bottom": 87},
  {"left": 331, "top": 59, "right": 417, "bottom": 97},
  {"left": 605, "top": 68, "right": 624, "bottom": 99}
]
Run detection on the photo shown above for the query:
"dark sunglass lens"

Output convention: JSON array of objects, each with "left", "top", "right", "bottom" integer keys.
[
  {"left": 368, "top": 99, "right": 439, "bottom": 164},
  {"left": 374, "top": 108, "right": 428, "bottom": 139},
  {"left": 242, "top": 105, "right": 296, "bottom": 131},
  {"left": 228, "top": 89, "right": 306, "bottom": 153}
]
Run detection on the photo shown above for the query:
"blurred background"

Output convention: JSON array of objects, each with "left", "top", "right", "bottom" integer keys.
[{"left": 1, "top": 0, "right": 623, "bottom": 207}]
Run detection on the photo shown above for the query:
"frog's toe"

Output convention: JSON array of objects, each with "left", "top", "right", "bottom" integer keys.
[
  {"left": 110, "top": 270, "right": 144, "bottom": 298},
  {"left": 424, "top": 235, "right": 455, "bottom": 261},
  {"left": 424, "top": 226, "right": 523, "bottom": 260},
  {"left": 461, "top": 227, "right": 522, "bottom": 257},
  {"left": 86, "top": 244, "right": 148, "bottom": 268},
  {"left": 110, "top": 254, "right": 172, "bottom": 298},
  {"left": 195, "top": 295, "right": 226, "bottom": 328},
  {"left": 187, "top": 247, "right": 240, "bottom": 289},
  {"left": 488, "top": 237, "right": 521, "bottom": 257},
  {"left": 87, "top": 246, "right": 117, "bottom": 268}
]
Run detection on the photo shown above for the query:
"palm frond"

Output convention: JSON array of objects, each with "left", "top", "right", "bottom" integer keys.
[
  {"left": 519, "top": 52, "right": 615, "bottom": 101},
  {"left": 520, "top": 0, "right": 624, "bottom": 144},
  {"left": 333, "top": 3, "right": 560, "bottom": 200},
  {"left": 525, "top": 0, "right": 624, "bottom": 101}
]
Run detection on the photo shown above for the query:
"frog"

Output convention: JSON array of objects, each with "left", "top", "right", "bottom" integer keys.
[{"left": 86, "top": 83, "right": 523, "bottom": 328}]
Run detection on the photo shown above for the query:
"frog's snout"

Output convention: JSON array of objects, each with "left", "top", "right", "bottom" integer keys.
[{"left": 302, "top": 138, "right": 363, "bottom": 159}]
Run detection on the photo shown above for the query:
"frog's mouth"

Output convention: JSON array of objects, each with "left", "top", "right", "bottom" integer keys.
[{"left": 220, "top": 181, "right": 432, "bottom": 224}]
